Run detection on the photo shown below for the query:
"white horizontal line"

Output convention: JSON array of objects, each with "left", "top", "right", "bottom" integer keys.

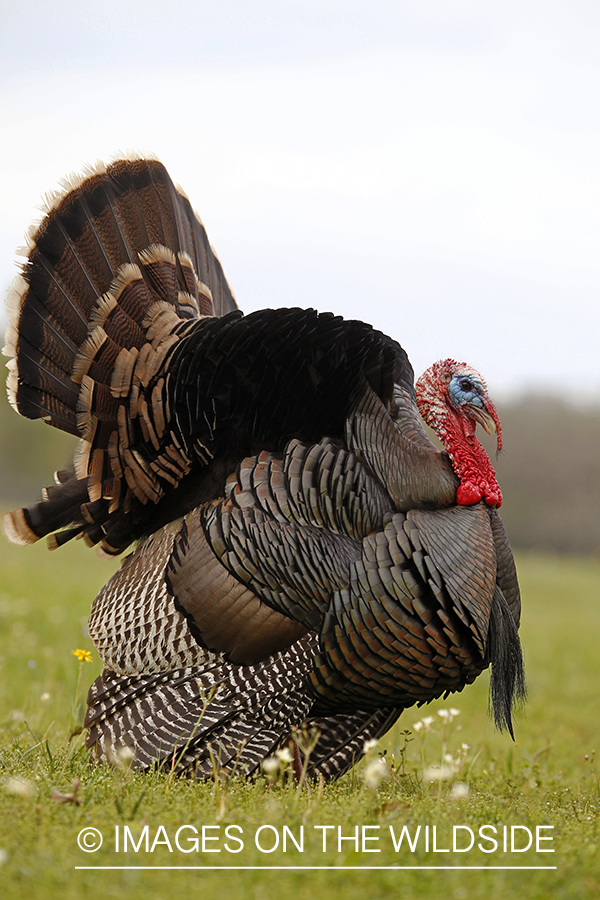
[{"left": 75, "top": 866, "right": 558, "bottom": 871}]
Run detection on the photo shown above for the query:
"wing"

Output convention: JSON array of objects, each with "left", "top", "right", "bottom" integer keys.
[{"left": 88, "top": 518, "right": 308, "bottom": 675}]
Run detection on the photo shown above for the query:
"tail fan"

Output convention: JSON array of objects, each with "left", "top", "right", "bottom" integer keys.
[{"left": 3, "top": 156, "right": 237, "bottom": 552}]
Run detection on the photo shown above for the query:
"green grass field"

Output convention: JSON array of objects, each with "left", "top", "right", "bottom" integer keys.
[{"left": 0, "top": 535, "right": 599, "bottom": 900}]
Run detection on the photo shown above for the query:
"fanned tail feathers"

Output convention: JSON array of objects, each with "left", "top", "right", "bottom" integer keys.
[{"left": 2, "top": 156, "right": 237, "bottom": 552}]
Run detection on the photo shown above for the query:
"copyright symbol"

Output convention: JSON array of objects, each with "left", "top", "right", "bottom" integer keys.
[{"left": 77, "top": 827, "right": 103, "bottom": 852}]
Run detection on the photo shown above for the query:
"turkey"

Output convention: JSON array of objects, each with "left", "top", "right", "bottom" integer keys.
[{"left": 3, "top": 155, "right": 525, "bottom": 781}]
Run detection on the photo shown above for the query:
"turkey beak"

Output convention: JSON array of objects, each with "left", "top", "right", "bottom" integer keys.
[{"left": 470, "top": 398, "right": 503, "bottom": 452}]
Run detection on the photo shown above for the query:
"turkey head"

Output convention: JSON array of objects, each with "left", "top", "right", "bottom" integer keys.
[{"left": 416, "top": 359, "right": 503, "bottom": 508}]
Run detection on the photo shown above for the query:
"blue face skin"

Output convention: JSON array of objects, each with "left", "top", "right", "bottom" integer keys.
[{"left": 448, "top": 373, "right": 486, "bottom": 413}]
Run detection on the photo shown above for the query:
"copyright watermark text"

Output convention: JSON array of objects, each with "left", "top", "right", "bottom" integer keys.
[{"left": 76, "top": 823, "right": 554, "bottom": 856}]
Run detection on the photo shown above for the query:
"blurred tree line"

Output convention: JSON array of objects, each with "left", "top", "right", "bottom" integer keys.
[
  {"left": 0, "top": 385, "right": 598, "bottom": 555},
  {"left": 486, "top": 398, "right": 600, "bottom": 556}
]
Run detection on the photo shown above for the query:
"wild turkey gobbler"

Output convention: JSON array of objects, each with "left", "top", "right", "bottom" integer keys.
[{"left": 3, "top": 156, "right": 524, "bottom": 780}]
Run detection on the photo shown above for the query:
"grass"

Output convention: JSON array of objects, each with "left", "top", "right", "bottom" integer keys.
[{"left": 0, "top": 533, "right": 599, "bottom": 900}]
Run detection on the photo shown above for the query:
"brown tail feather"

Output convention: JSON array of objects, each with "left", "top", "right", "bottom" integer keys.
[
  {"left": 3, "top": 156, "right": 238, "bottom": 550},
  {"left": 5, "top": 156, "right": 236, "bottom": 424}
]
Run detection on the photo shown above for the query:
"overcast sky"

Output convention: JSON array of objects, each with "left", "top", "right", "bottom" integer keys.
[{"left": 1, "top": 1, "right": 598, "bottom": 400}]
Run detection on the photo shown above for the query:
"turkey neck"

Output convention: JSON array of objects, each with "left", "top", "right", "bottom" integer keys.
[{"left": 435, "top": 408, "right": 502, "bottom": 508}]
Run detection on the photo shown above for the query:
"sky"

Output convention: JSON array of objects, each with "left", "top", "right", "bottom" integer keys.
[{"left": 0, "top": 0, "right": 598, "bottom": 401}]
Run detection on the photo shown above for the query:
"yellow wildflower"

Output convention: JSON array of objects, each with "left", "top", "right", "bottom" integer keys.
[{"left": 71, "top": 648, "right": 92, "bottom": 663}]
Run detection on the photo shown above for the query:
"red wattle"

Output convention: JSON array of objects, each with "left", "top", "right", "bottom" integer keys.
[
  {"left": 456, "top": 482, "right": 483, "bottom": 506},
  {"left": 484, "top": 485, "right": 503, "bottom": 508}
]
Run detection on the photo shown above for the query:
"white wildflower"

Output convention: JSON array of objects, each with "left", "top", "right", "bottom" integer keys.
[
  {"left": 363, "top": 758, "right": 388, "bottom": 790},
  {"left": 412, "top": 721, "right": 423, "bottom": 733},
  {"left": 438, "top": 708, "right": 460, "bottom": 723},
  {"left": 451, "top": 782, "right": 470, "bottom": 799},
  {"left": 40, "top": 692, "right": 51, "bottom": 702},
  {"left": 276, "top": 747, "right": 293, "bottom": 764},
  {"left": 116, "top": 746, "right": 135, "bottom": 769},
  {"left": 423, "top": 765, "right": 455, "bottom": 782},
  {"left": 262, "top": 756, "right": 280, "bottom": 775},
  {"left": 363, "top": 738, "right": 379, "bottom": 753},
  {"left": 421, "top": 716, "right": 434, "bottom": 731},
  {"left": 4, "top": 776, "right": 35, "bottom": 797}
]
